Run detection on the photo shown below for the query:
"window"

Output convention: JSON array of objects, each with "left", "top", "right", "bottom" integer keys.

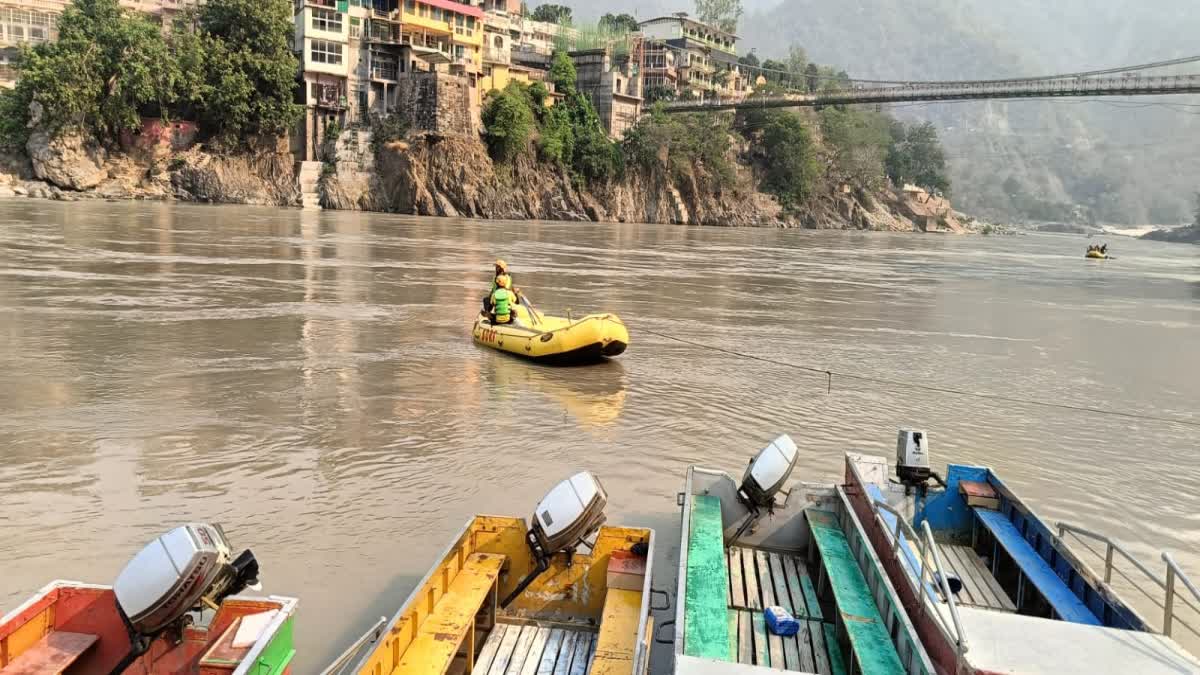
[
  {"left": 493, "top": 35, "right": 502, "bottom": 48},
  {"left": 431, "top": 7, "right": 441, "bottom": 21},
  {"left": 311, "top": 39, "right": 344, "bottom": 65},
  {"left": 312, "top": 9, "right": 342, "bottom": 32},
  {"left": 404, "top": 0, "right": 414, "bottom": 11},
  {"left": 349, "top": 16, "right": 360, "bottom": 38}
]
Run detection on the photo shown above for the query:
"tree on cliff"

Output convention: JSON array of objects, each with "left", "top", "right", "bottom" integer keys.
[
  {"left": 885, "top": 120, "right": 950, "bottom": 194},
  {"left": 0, "top": 0, "right": 177, "bottom": 146},
  {"left": 181, "top": 0, "right": 302, "bottom": 140},
  {"left": 760, "top": 111, "right": 821, "bottom": 208},
  {"left": 695, "top": 0, "right": 742, "bottom": 33},
  {"left": 482, "top": 84, "right": 534, "bottom": 162},
  {"left": 530, "top": 4, "right": 572, "bottom": 25}
]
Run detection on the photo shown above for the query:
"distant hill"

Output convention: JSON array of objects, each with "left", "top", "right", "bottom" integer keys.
[{"left": 537, "top": 0, "right": 1200, "bottom": 224}]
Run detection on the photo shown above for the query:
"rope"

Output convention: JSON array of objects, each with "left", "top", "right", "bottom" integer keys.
[{"left": 637, "top": 327, "right": 1200, "bottom": 430}]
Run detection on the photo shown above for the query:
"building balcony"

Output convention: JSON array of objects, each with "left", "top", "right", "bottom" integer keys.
[
  {"left": 371, "top": 63, "right": 399, "bottom": 81},
  {"left": 368, "top": 25, "right": 402, "bottom": 43},
  {"left": 306, "top": 0, "right": 336, "bottom": 7},
  {"left": 372, "top": 7, "right": 400, "bottom": 21}
]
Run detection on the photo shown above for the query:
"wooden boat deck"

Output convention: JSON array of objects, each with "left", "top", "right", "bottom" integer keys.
[
  {"left": 472, "top": 623, "right": 598, "bottom": 675},
  {"left": 725, "top": 546, "right": 844, "bottom": 674},
  {"left": 937, "top": 544, "right": 1016, "bottom": 612}
]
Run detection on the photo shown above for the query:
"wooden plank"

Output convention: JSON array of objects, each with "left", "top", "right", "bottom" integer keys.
[
  {"left": 583, "top": 634, "right": 597, "bottom": 675},
  {"left": 751, "top": 610, "right": 769, "bottom": 667},
  {"left": 727, "top": 550, "right": 734, "bottom": 606},
  {"left": 781, "top": 555, "right": 809, "bottom": 619},
  {"left": 473, "top": 625, "right": 510, "bottom": 675},
  {"left": 567, "top": 631, "right": 591, "bottom": 675},
  {"left": 807, "top": 509, "right": 905, "bottom": 675},
  {"left": 754, "top": 550, "right": 785, "bottom": 670},
  {"left": 590, "top": 589, "right": 641, "bottom": 675},
  {"left": 1, "top": 632, "right": 97, "bottom": 675},
  {"left": 741, "top": 547, "right": 762, "bottom": 610},
  {"left": 729, "top": 547, "right": 746, "bottom": 609},
  {"left": 488, "top": 624, "right": 526, "bottom": 675},
  {"left": 768, "top": 553, "right": 795, "bottom": 614},
  {"left": 944, "top": 546, "right": 993, "bottom": 607},
  {"left": 401, "top": 553, "right": 506, "bottom": 675},
  {"left": 550, "top": 631, "right": 578, "bottom": 675},
  {"left": 505, "top": 625, "right": 540, "bottom": 675},
  {"left": 727, "top": 610, "right": 739, "bottom": 662},
  {"left": 736, "top": 610, "right": 753, "bottom": 665},
  {"left": 518, "top": 628, "right": 552, "bottom": 675},
  {"left": 792, "top": 556, "right": 823, "bottom": 621},
  {"left": 825, "top": 619, "right": 844, "bottom": 672},
  {"left": 534, "top": 629, "right": 566, "bottom": 675},
  {"left": 795, "top": 621, "right": 816, "bottom": 674},
  {"left": 684, "top": 495, "right": 732, "bottom": 660},
  {"left": 807, "top": 620, "right": 830, "bottom": 675}
]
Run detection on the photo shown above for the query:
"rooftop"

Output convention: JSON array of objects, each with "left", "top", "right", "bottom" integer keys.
[{"left": 639, "top": 13, "right": 737, "bottom": 40}]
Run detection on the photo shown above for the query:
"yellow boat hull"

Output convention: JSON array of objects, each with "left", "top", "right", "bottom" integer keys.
[
  {"left": 1085, "top": 251, "right": 1108, "bottom": 259},
  {"left": 472, "top": 304, "right": 629, "bottom": 365}
]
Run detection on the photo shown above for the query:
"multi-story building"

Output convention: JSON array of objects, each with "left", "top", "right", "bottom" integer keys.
[
  {"left": 570, "top": 47, "right": 641, "bottom": 139},
  {"left": 641, "top": 39, "right": 677, "bottom": 101},
  {"left": 0, "top": 0, "right": 192, "bottom": 88},
  {"left": 638, "top": 13, "right": 749, "bottom": 101},
  {"left": 293, "top": 0, "right": 485, "bottom": 158}
]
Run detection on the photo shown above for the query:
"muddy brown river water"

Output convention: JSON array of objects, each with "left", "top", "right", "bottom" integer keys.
[{"left": 1, "top": 201, "right": 1197, "bottom": 671}]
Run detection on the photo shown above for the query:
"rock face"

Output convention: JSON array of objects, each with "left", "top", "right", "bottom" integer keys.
[
  {"left": 170, "top": 146, "right": 298, "bottom": 206},
  {"left": 1143, "top": 225, "right": 1200, "bottom": 244},
  {"left": 27, "top": 131, "right": 108, "bottom": 190}
]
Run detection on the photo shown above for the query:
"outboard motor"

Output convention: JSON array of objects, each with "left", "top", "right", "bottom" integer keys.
[
  {"left": 732, "top": 435, "right": 799, "bottom": 543},
  {"left": 109, "top": 524, "right": 259, "bottom": 675},
  {"left": 501, "top": 472, "right": 608, "bottom": 608},
  {"left": 896, "top": 429, "right": 946, "bottom": 497}
]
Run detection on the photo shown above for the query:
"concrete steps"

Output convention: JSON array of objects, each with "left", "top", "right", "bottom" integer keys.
[{"left": 297, "top": 160, "right": 323, "bottom": 210}]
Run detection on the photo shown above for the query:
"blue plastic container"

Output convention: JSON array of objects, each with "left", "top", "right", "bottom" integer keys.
[{"left": 764, "top": 605, "right": 800, "bottom": 636}]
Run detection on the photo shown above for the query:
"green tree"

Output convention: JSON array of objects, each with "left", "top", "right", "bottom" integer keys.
[
  {"left": 695, "top": 0, "right": 742, "bottom": 33},
  {"left": 549, "top": 50, "right": 577, "bottom": 96},
  {"left": 804, "top": 63, "right": 820, "bottom": 93},
  {"left": 0, "top": 0, "right": 177, "bottom": 145},
  {"left": 886, "top": 120, "right": 950, "bottom": 193},
  {"left": 760, "top": 111, "right": 821, "bottom": 207},
  {"left": 819, "top": 106, "right": 890, "bottom": 187},
  {"left": 538, "top": 102, "right": 574, "bottom": 165},
  {"left": 598, "top": 13, "right": 639, "bottom": 34},
  {"left": 530, "top": 3, "right": 571, "bottom": 24},
  {"left": 623, "top": 106, "right": 733, "bottom": 183},
  {"left": 786, "top": 45, "right": 807, "bottom": 75},
  {"left": 192, "top": 0, "right": 301, "bottom": 139},
  {"left": 482, "top": 84, "right": 534, "bottom": 162},
  {"left": 738, "top": 52, "right": 760, "bottom": 68}
]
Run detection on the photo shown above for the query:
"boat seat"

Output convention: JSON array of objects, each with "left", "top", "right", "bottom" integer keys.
[
  {"left": 972, "top": 508, "right": 1100, "bottom": 625},
  {"left": 806, "top": 509, "right": 906, "bottom": 675},
  {"left": 398, "top": 552, "right": 506, "bottom": 675},
  {"left": 0, "top": 631, "right": 97, "bottom": 675},
  {"left": 590, "top": 589, "right": 643, "bottom": 675},
  {"left": 684, "top": 494, "right": 731, "bottom": 661}
]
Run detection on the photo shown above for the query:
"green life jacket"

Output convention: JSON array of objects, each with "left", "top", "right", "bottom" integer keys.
[{"left": 491, "top": 288, "right": 514, "bottom": 318}]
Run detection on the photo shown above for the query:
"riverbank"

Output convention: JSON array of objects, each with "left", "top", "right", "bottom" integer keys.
[
  {"left": 0, "top": 129, "right": 975, "bottom": 232},
  {"left": 1143, "top": 224, "right": 1200, "bottom": 244}
]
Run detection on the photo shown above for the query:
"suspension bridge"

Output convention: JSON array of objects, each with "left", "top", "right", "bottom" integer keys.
[{"left": 660, "top": 55, "right": 1200, "bottom": 113}]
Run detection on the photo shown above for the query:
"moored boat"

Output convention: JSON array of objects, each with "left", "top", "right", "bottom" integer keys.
[
  {"left": 845, "top": 430, "right": 1200, "bottom": 675},
  {"left": 473, "top": 304, "right": 629, "bottom": 366},
  {"left": 674, "top": 436, "right": 935, "bottom": 675},
  {"left": 0, "top": 524, "right": 297, "bottom": 675},
  {"left": 327, "top": 472, "right": 655, "bottom": 675}
]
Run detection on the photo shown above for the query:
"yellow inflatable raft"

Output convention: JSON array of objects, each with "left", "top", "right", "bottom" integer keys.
[
  {"left": 473, "top": 303, "right": 628, "bottom": 365},
  {"left": 1086, "top": 250, "right": 1108, "bottom": 259}
]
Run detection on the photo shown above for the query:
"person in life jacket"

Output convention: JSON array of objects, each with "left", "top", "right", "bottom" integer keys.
[
  {"left": 490, "top": 274, "right": 517, "bottom": 325},
  {"left": 484, "top": 259, "right": 518, "bottom": 312}
]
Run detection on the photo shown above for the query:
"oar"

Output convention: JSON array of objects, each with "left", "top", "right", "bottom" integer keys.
[{"left": 518, "top": 292, "right": 543, "bottom": 327}]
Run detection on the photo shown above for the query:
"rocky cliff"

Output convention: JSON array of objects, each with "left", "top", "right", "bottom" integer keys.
[
  {"left": 320, "top": 130, "right": 967, "bottom": 231},
  {"left": 1142, "top": 225, "right": 1200, "bottom": 244},
  {"left": 2, "top": 127, "right": 970, "bottom": 232}
]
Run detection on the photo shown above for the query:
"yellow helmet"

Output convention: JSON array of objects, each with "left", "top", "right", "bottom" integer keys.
[
  {"left": 495, "top": 259, "right": 508, "bottom": 271},
  {"left": 497, "top": 274, "right": 512, "bottom": 289}
]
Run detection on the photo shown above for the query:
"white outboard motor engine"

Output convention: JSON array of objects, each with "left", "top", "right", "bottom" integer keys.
[
  {"left": 110, "top": 524, "right": 259, "bottom": 674},
  {"left": 501, "top": 472, "right": 608, "bottom": 607},
  {"left": 896, "top": 429, "right": 932, "bottom": 487},
  {"left": 731, "top": 435, "right": 799, "bottom": 543},
  {"left": 739, "top": 435, "right": 799, "bottom": 509}
]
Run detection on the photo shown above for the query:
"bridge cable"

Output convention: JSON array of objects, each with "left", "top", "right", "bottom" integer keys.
[{"left": 635, "top": 327, "right": 1200, "bottom": 430}]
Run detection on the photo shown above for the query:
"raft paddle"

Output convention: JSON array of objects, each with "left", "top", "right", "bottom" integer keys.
[{"left": 518, "top": 292, "right": 543, "bottom": 326}]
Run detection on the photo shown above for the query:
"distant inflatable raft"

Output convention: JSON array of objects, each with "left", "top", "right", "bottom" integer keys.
[
  {"left": 1086, "top": 250, "right": 1108, "bottom": 259},
  {"left": 473, "top": 304, "right": 629, "bottom": 365}
]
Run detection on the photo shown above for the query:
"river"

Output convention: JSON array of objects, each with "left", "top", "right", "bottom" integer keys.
[{"left": 1, "top": 201, "right": 1197, "bottom": 670}]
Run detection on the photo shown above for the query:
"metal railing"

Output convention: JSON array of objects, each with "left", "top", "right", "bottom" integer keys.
[
  {"left": 1057, "top": 521, "right": 1200, "bottom": 639},
  {"left": 871, "top": 499, "right": 969, "bottom": 663}
]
